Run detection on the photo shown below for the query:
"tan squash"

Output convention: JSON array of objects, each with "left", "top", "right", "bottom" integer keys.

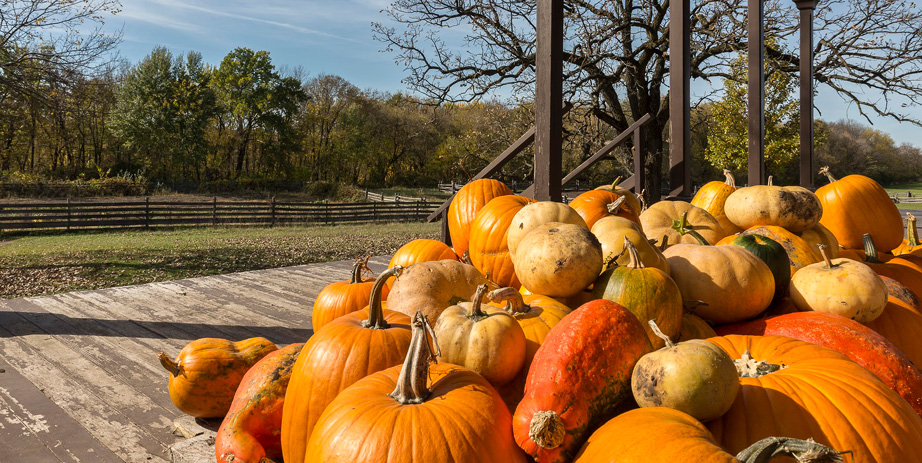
[
  {"left": 691, "top": 169, "right": 743, "bottom": 236},
  {"left": 639, "top": 201, "right": 725, "bottom": 248},
  {"left": 511, "top": 222, "right": 603, "bottom": 298},
  {"left": 386, "top": 259, "right": 488, "bottom": 322},
  {"left": 724, "top": 179, "right": 822, "bottom": 233},
  {"left": 789, "top": 245, "right": 887, "bottom": 323},
  {"left": 590, "top": 216, "right": 670, "bottom": 273},
  {"left": 507, "top": 201, "right": 587, "bottom": 257}
]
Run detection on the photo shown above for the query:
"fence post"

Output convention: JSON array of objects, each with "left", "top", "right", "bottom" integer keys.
[
  {"left": 373, "top": 202, "right": 378, "bottom": 223},
  {"left": 365, "top": 188, "right": 369, "bottom": 200},
  {"left": 325, "top": 201, "right": 331, "bottom": 225},
  {"left": 145, "top": 197, "right": 150, "bottom": 229},
  {"left": 0, "top": 203, "right": 4, "bottom": 238},
  {"left": 395, "top": 194, "right": 400, "bottom": 203},
  {"left": 416, "top": 200, "right": 421, "bottom": 221},
  {"left": 270, "top": 196, "right": 276, "bottom": 228},
  {"left": 213, "top": 196, "right": 217, "bottom": 226},
  {"left": 67, "top": 197, "right": 72, "bottom": 231}
]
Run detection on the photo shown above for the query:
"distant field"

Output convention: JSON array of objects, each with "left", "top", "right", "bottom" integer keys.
[
  {"left": 884, "top": 184, "right": 922, "bottom": 211},
  {"left": 0, "top": 222, "right": 440, "bottom": 299}
]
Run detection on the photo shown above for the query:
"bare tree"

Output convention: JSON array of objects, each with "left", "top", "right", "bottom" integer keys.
[
  {"left": 374, "top": 0, "right": 922, "bottom": 198},
  {"left": 0, "top": 0, "right": 122, "bottom": 101}
]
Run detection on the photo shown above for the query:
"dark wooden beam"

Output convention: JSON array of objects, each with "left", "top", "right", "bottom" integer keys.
[
  {"left": 669, "top": 0, "right": 691, "bottom": 197},
  {"left": 796, "top": 0, "right": 819, "bottom": 189},
  {"left": 535, "top": 0, "right": 564, "bottom": 202},
  {"left": 633, "top": 122, "right": 645, "bottom": 195},
  {"left": 748, "top": 0, "right": 766, "bottom": 186}
]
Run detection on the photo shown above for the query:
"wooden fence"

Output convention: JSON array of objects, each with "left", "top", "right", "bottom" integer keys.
[{"left": 0, "top": 198, "right": 440, "bottom": 234}]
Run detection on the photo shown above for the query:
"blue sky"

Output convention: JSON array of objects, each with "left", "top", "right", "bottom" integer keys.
[{"left": 109, "top": 0, "right": 920, "bottom": 147}]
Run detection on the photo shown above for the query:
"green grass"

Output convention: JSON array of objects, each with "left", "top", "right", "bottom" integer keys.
[
  {"left": 0, "top": 222, "right": 440, "bottom": 299},
  {"left": 884, "top": 184, "right": 922, "bottom": 211}
]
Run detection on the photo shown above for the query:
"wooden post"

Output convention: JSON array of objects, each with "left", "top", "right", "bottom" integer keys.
[
  {"left": 441, "top": 211, "right": 452, "bottom": 246},
  {"left": 67, "top": 197, "right": 72, "bottom": 231},
  {"left": 633, "top": 124, "right": 645, "bottom": 195},
  {"left": 748, "top": 0, "right": 766, "bottom": 186},
  {"left": 213, "top": 196, "right": 217, "bottom": 226},
  {"left": 534, "top": 0, "right": 564, "bottom": 202},
  {"left": 145, "top": 197, "right": 150, "bottom": 229},
  {"left": 270, "top": 196, "right": 276, "bottom": 227},
  {"left": 796, "top": 0, "right": 819, "bottom": 189},
  {"left": 669, "top": 0, "right": 691, "bottom": 197},
  {"left": 373, "top": 202, "right": 378, "bottom": 223}
]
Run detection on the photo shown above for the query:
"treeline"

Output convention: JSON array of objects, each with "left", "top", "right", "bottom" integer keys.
[{"left": 0, "top": 45, "right": 920, "bottom": 195}]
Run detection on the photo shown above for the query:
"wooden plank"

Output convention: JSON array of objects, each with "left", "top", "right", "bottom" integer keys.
[
  {"left": 748, "top": 0, "right": 766, "bottom": 186},
  {"left": 797, "top": 0, "right": 819, "bottom": 188},
  {"left": 669, "top": 0, "right": 691, "bottom": 197}
]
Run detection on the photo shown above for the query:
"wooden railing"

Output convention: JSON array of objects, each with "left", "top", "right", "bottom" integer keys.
[
  {"left": 0, "top": 198, "right": 440, "bottom": 234},
  {"left": 428, "top": 109, "right": 653, "bottom": 245}
]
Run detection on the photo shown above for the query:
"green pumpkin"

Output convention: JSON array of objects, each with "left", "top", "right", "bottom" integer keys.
[{"left": 727, "top": 234, "right": 791, "bottom": 303}]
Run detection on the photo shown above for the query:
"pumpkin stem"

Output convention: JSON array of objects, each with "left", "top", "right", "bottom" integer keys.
[
  {"left": 529, "top": 410, "right": 566, "bottom": 450},
  {"left": 767, "top": 175, "right": 774, "bottom": 186},
  {"left": 488, "top": 287, "right": 529, "bottom": 315},
  {"left": 461, "top": 250, "right": 473, "bottom": 266},
  {"left": 389, "top": 311, "right": 439, "bottom": 405},
  {"left": 623, "top": 236, "right": 646, "bottom": 269},
  {"left": 735, "top": 350, "right": 787, "bottom": 378},
  {"left": 683, "top": 300, "right": 709, "bottom": 314},
  {"left": 363, "top": 266, "right": 403, "bottom": 330},
  {"left": 723, "top": 169, "right": 737, "bottom": 188},
  {"left": 638, "top": 189, "right": 648, "bottom": 213},
  {"left": 659, "top": 234, "right": 670, "bottom": 252},
  {"left": 906, "top": 214, "right": 919, "bottom": 248},
  {"left": 736, "top": 437, "right": 846, "bottom": 463},
  {"left": 862, "top": 233, "right": 883, "bottom": 264},
  {"left": 349, "top": 256, "right": 371, "bottom": 284},
  {"left": 606, "top": 195, "right": 628, "bottom": 214},
  {"left": 818, "top": 166, "right": 837, "bottom": 184},
  {"left": 469, "top": 284, "right": 491, "bottom": 319},
  {"left": 158, "top": 352, "right": 181, "bottom": 377},
  {"left": 671, "top": 211, "right": 710, "bottom": 246},
  {"left": 817, "top": 244, "right": 834, "bottom": 269},
  {"left": 648, "top": 320, "right": 675, "bottom": 349},
  {"left": 610, "top": 175, "right": 624, "bottom": 190}
]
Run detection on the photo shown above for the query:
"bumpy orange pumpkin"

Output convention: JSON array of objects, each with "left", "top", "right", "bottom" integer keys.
[
  {"left": 311, "top": 257, "right": 384, "bottom": 332},
  {"left": 707, "top": 335, "right": 922, "bottom": 463},
  {"left": 158, "top": 337, "right": 278, "bottom": 419},
  {"left": 568, "top": 189, "right": 640, "bottom": 229},
  {"left": 816, "top": 166, "right": 904, "bottom": 251},
  {"left": 448, "top": 178, "right": 513, "bottom": 254},
  {"left": 305, "top": 312, "right": 528, "bottom": 463},
  {"left": 386, "top": 239, "right": 458, "bottom": 287},
  {"left": 468, "top": 195, "right": 536, "bottom": 288},
  {"left": 280, "top": 268, "right": 412, "bottom": 463},
  {"left": 691, "top": 169, "right": 742, "bottom": 236}
]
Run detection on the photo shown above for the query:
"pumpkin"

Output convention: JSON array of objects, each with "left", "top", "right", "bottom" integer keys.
[
  {"left": 592, "top": 238, "right": 683, "bottom": 349},
  {"left": 593, "top": 176, "right": 644, "bottom": 214},
  {"left": 573, "top": 407, "right": 843, "bottom": 463},
  {"left": 691, "top": 169, "right": 743, "bottom": 236},
  {"left": 512, "top": 222, "right": 603, "bottom": 298},
  {"left": 311, "top": 256, "right": 383, "bottom": 332},
  {"left": 513, "top": 299, "right": 652, "bottom": 463},
  {"left": 816, "top": 166, "right": 904, "bottom": 251},
  {"left": 639, "top": 201, "right": 725, "bottom": 247},
  {"left": 723, "top": 179, "right": 822, "bottom": 233},
  {"left": 448, "top": 178, "right": 513, "bottom": 254},
  {"left": 468, "top": 195, "right": 536, "bottom": 287},
  {"left": 280, "top": 267, "right": 412, "bottom": 463},
  {"left": 677, "top": 313, "right": 717, "bottom": 342},
  {"left": 305, "top": 311, "right": 528, "bottom": 463},
  {"left": 386, "top": 259, "right": 488, "bottom": 322},
  {"left": 739, "top": 225, "right": 821, "bottom": 273},
  {"left": 386, "top": 239, "right": 458, "bottom": 287},
  {"left": 568, "top": 189, "right": 640, "bottom": 229},
  {"left": 507, "top": 201, "right": 587, "bottom": 257},
  {"left": 434, "top": 284, "right": 526, "bottom": 386},
  {"left": 865, "top": 276, "right": 922, "bottom": 369},
  {"left": 216, "top": 342, "right": 303, "bottom": 463},
  {"left": 663, "top": 244, "right": 775, "bottom": 324},
  {"left": 590, "top": 215, "right": 670, "bottom": 273},
  {"left": 797, "top": 223, "right": 840, "bottom": 259},
  {"left": 716, "top": 311, "right": 922, "bottom": 417},
  {"left": 723, "top": 234, "right": 790, "bottom": 303},
  {"left": 707, "top": 335, "right": 922, "bottom": 463},
  {"left": 631, "top": 321, "right": 739, "bottom": 421},
  {"left": 859, "top": 233, "right": 922, "bottom": 301},
  {"left": 789, "top": 245, "right": 887, "bottom": 323},
  {"left": 158, "top": 337, "right": 278, "bottom": 419},
  {"left": 894, "top": 213, "right": 922, "bottom": 256}
]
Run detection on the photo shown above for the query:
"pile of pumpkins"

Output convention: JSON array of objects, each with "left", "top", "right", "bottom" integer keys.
[{"left": 158, "top": 167, "right": 922, "bottom": 463}]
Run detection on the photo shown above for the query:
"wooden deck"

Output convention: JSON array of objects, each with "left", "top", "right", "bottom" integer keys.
[{"left": 0, "top": 255, "right": 391, "bottom": 463}]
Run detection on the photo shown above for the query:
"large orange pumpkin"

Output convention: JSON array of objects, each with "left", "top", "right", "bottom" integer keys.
[
  {"left": 860, "top": 233, "right": 922, "bottom": 301},
  {"left": 468, "top": 195, "right": 536, "bottom": 288},
  {"left": 707, "top": 335, "right": 922, "bottom": 463},
  {"left": 280, "top": 268, "right": 412, "bottom": 463},
  {"left": 865, "top": 276, "right": 922, "bottom": 369},
  {"left": 816, "top": 166, "right": 904, "bottom": 251},
  {"left": 568, "top": 189, "right": 640, "bottom": 229},
  {"left": 448, "top": 179, "right": 513, "bottom": 254},
  {"left": 305, "top": 312, "right": 528, "bottom": 462},
  {"left": 311, "top": 257, "right": 384, "bottom": 332}
]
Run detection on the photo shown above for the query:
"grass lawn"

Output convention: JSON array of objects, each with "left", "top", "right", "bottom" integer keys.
[{"left": 0, "top": 222, "right": 440, "bottom": 299}]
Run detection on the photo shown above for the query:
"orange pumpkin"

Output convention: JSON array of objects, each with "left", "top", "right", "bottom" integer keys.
[
  {"left": 305, "top": 312, "right": 527, "bottom": 462},
  {"left": 676, "top": 313, "right": 717, "bottom": 342},
  {"left": 707, "top": 335, "right": 922, "bottom": 463},
  {"left": 691, "top": 169, "right": 742, "bottom": 236},
  {"left": 311, "top": 257, "right": 384, "bottom": 332},
  {"left": 468, "top": 195, "right": 536, "bottom": 288},
  {"left": 448, "top": 179, "right": 513, "bottom": 254},
  {"left": 386, "top": 239, "right": 458, "bottom": 287},
  {"left": 816, "top": 166, "right": 904, "bottom": 251},
  {"left": 158, "top": 337, "right": 278, "bottom": 419},
  {"left": 280, "top": 268, "right": 412, "bottom": 463},
  {"left": 894, "top": 213, "right": 922, "bottom": 256},
  {"left": 865, "top": 276, "right": 922, "bottom": 368},
  {"left": 593, "top": 176, "right": 644, "bottom": 214},
  {"left": 568, "top": 189, "right": 640, "bottom": 229},
  {"left": 860, "top": 233, "right": 922, "bottom": 301}
]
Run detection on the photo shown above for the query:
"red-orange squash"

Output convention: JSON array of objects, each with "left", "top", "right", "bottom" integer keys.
[
  {"left": 305, "top": 312, "right": 528, "bottom": 462},
  {"left": 513, "top": 299, "right": 652, "bottom": 463},
  {"left": 707, "top": 335, "right": 922, "bottom": 463},
  {"left": 468, "top": 195, "right": 536, "bottom": 288},
  {"left": 717, "top": 311, "right": 922, "bottom": 416},
  {"left": 311, "top": 257, "right": 384, "bottom": 332},
  {"left": 448, "top": 179, "right": 513, "bottom": 254},
  {"left": 280, "top": 268, "right": 412, "bottom": 463},
  {"left": 158, "top": 337, "right": 278, "bottom": 419},
  {"left": 816, "top": 166, "right": 904, "bottom": 251},
  {"left": 216, "top": 342, "right": 304, "bottom": 463}
]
